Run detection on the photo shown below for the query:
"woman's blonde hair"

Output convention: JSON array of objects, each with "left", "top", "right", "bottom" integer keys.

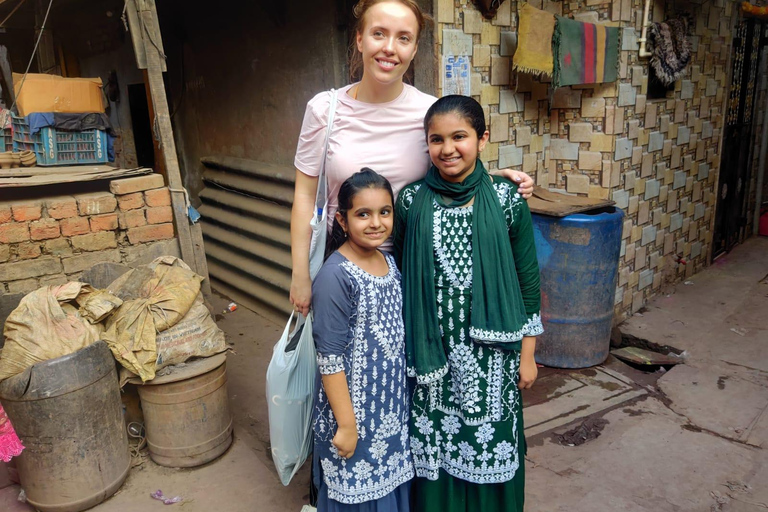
[{"left": 349, "top": 0, "right": 432, "bottom": 81}]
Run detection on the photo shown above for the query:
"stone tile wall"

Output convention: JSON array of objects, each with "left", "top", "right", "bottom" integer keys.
[
  {"left": 435, "top": 0, "right": 737, "bottom": 322},
  {"left": 0, "top": 175, "right": 180, "bottom": 294}
]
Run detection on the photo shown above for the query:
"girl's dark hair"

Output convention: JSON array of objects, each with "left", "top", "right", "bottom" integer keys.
[
  {"left": 424, "top": 95, "right": 486, "bottom": 139},
  {"left": 349, "top": 0, "right": 432, "bottom": 81},
  {"left": 325, "top": 168, "right": 395, "bottom": 259}
]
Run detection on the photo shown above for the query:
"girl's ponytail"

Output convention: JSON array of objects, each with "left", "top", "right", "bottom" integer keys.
[{"left": 325, "top": 217, "right": 347, "bottom": 260}]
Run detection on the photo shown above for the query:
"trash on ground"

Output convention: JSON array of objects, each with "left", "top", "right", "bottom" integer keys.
[
  {"left": 150, "top": 490, "right": 183, "bottom": 505},
  {"left": 730, "top": 327, "right": 748, "bottom": 337},
  {"left": 227, "top": 302, "right": 237, "bottom": 312},
  {"left": 684, "top": 280, "right": 694, "bottom": 285},
  {"left": 17, "top": 488, "right": 26, "bottom": 502},
  {"left": 724, "top": 480, "right": 752, "bottom": 493},
  {"left": 611, "top": 346, "right": 687, "bottom": 366},
  {"left": 557, "top": 418, "right": 609, "bottom": 446}
]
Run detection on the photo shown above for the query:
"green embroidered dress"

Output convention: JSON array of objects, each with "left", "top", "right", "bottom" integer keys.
[{"left": 393, "top": 178, "right": 542, "bottom": 510}]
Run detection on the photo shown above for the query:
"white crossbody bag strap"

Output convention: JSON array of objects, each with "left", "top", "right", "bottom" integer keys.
[{"left": 315, "top": 88, "right": 338, "bottom": 216}]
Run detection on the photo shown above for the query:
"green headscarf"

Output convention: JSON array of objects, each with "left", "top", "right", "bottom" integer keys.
[{"left": 401, "top": 161, "right": 529, "bottom": 384}]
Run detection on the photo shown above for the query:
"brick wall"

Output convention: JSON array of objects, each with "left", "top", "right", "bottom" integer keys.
[
  {"left": 0, "top": 174, "right": 181, "bottom": 294},
  {"left": 435, "top": 0, "right": 737, "bottom": 322}
]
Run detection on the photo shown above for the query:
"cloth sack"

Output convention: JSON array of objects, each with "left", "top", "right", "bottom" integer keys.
[
  {"left": 103, "top": 256, "right": 202, "bottom": 382},
  {"left": 266, "top": 313, "right": 317, "bottom": 485},
  {"left": 0, "top": 283, "right": 117, "bottom": 382}
]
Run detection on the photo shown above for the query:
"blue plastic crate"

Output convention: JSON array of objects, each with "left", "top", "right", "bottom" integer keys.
[
  {"left": 1, "top": 128, "right": 11, "bottom": 152},
  {"left": 12, "top": 114, "right": 109, "bottom": 166}
]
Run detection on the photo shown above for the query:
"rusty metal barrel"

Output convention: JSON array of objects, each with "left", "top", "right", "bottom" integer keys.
[
  {"left": 0, "top": 341, "right": 130, "bottom": 512},
  {"left": 131, "top": 353, "right": 232, "bottom": 467}
]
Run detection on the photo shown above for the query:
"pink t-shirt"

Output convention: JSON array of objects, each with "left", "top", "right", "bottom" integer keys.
[{"left": 294, "top": 83, "right": 437, "bottom": 247}]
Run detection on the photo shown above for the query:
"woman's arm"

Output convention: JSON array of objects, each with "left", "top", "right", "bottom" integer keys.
[
  {"left": 322, "top": 372, "right": 358, "bottom": 458},
  {"left": 492, "top": 169, "right": 534, "bottom": 198},
  {"left": 290, "top": 171, "right": 319, "bottom": 316},
  {"left": 508, "top": 194, "right": 543, "bottom": 389},
  {"left": 518, "top": 336, "right": 537, "bottom": 389}
]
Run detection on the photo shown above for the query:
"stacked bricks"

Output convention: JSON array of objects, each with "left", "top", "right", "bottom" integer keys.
[
  {"left": 435, "top": 0, "right": 733, "bottom": 322},
  {"left": 0, "top": 174, "right": 178, "bottom": 294}
]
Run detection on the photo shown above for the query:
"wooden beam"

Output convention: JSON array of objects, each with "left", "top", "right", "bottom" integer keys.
[{"left": 132, "top": 0, "right": 211, "bottom": 300}]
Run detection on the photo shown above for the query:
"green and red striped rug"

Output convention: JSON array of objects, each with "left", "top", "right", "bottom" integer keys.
[{"left": 553, "top": 16, "right": 620, "bottom": 87}]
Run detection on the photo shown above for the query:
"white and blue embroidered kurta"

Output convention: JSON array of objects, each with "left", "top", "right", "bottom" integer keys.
[{"left": 312, "top": 251, "right": 415, "bottom": 504}]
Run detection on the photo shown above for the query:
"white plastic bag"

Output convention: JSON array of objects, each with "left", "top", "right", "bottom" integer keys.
[{"left": 266, "top": 312, "right": 317, "bottom": 485}]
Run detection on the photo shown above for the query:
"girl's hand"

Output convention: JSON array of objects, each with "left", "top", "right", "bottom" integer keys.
[
  {"left": 497, "top": 169, "right": 534, "bottom": 198},
  {"left": 333, "top": 425, "right": 358, "bottom": 459},
  {"left": 518, "top": 355, "right": 538, "bottom": 389},
  {"left": 289, "top": 274, "right": 312, "bottom": 316}
]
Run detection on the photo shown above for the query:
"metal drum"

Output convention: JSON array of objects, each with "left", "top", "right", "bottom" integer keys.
[
  {"left": 131, "top": 354, "right": 232, "bottom": 468},
  {"left": 532, "top": 207, "right": 624, "bottom": 368},
  {"left": 0, "top": 341, "right": 130, "bottom": 512}
]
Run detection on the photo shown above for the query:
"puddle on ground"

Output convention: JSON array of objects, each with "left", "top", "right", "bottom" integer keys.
[
  {"left": 557, "top": 418, "right": 610, "bottom": 446},
  {"left": 622, "top": 407, "right": 651, "bottom": 417}
]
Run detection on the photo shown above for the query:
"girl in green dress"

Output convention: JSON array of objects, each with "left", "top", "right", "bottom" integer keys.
[{"left": 393, "top": 95, "right": 542, "bottom": 512}]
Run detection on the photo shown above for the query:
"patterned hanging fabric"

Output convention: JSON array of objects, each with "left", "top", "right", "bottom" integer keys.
[
  {"left": 649, "top": 17, "right": 692, "bottom": 86},
  {"left": 553, "top": 16, "right": 620, "bottom": 87}
]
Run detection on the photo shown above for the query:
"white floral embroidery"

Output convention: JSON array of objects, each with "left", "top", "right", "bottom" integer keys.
[
  {"left": 402, "top": 181, "right": 537, "bottom": 485},
  {"left": 317, "top": 353, "right": 345, "bottom": 375},
  {"left": 313, "top": 253, "right": 414, "bottom": 504}
]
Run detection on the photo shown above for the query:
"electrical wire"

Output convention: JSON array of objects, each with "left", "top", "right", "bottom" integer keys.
[
  {"left": 0, "top": 0, "right": 29, "bottom": 28},
  {"left": 9, "top": 0, "right": 53, "bottom": 114}
]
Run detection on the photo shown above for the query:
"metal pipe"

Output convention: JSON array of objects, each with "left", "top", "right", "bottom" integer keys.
[
  {"left": 638, "top": 0, "right": 653, "bottom": 58},
  {"left": 754, "top": 49, "right": 768, "bottom": 235}
]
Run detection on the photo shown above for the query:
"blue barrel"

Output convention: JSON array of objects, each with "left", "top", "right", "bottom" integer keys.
[{"left": 532, "top": 207, "right": 624, "bottom": 368}]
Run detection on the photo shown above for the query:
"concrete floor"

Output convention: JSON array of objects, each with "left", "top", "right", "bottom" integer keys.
[{"left": 1, "top": 237, "right": 766, "bottom": 511}]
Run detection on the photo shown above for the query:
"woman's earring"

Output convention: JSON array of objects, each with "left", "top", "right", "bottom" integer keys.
[{"left": 344, "top": 231, "right": 348, "bottom": 238}]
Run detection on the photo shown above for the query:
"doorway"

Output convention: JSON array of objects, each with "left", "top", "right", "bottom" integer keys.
[
  {"left": 127, "top": 83, "right": 155, "bottom": 169},
  {"left": 714, "top": 19, "right": 765, "bottom": 257}
]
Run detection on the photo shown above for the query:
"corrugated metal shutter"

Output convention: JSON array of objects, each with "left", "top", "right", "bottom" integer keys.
[{"left": 198, "top": 156, "right": 293, "bottom": 322}]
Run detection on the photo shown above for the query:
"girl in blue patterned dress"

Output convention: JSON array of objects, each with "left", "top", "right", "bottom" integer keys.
[
  {"left": 393, "top": 96, "right": 542, "bottom": 512},
  {"left": 312, "top": 169, "right": 414, "bottom": 512}
]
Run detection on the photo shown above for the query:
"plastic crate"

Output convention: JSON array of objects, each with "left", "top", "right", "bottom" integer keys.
[
  {"left": 1, "top": 128, "right": 11, "bottom": 152},
  {"left": 11, "top": 114, "right": 109, "bottom": 166}
]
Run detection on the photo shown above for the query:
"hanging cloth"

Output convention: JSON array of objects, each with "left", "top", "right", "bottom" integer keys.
[
  {"left": 513, "top": 3, "right": 556, "bottom": 76},
  {"left": 553, "top": 16, "right": 620, "bottom": 87},
  {"left": 649, "top": 17, "right": 692, "bottom": 86}
]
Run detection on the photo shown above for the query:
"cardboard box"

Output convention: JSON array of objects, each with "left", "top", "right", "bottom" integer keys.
[{"left": 12, "top": 73, "right": 105, "bottom": 116}]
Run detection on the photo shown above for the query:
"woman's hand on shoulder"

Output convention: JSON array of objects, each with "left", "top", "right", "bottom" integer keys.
[{"left": 497, "top": 169, "right": 534, "bottom": 198}]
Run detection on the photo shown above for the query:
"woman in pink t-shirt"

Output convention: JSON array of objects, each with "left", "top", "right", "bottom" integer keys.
[{"left": 290, "top": 0, "right": 534, "bottom": 316}]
